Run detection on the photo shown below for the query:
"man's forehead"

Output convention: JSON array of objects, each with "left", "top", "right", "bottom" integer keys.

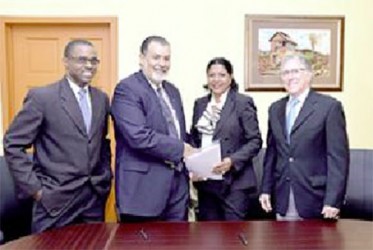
[
  {"left": 148, "top": 41, "right": 170, "bottom": 50},
  {"left": 71, "top": 44, "right": 95, "bottom": 54}
]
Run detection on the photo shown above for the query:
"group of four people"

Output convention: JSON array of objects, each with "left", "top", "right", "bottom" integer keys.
[{"left": 3, "top": 35, "right": 349, "bottom": 233}]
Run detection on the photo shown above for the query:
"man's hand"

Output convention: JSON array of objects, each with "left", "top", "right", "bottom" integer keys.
[
  {"left": 189, "top": 172, "right": 207, "bottom": 182},
  {"left": 33, "top": 189, "right": 43, "bottom": 201},
  {"left": 183, "top": 143, "right": 197, "bottom": 158},
  {"left": 212, "top": 157, "right": 232, "bottom": 175},
  {"left": 321, "top": 205, "right": 340, "bottom": 219},
  {"left": 259, "top": 193, "right": 272, "bottom": 213}
]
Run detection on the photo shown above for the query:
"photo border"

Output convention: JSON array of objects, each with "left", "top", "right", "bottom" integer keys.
[{"left": 244, "top": 15, "right": 345, "bottom": 91}]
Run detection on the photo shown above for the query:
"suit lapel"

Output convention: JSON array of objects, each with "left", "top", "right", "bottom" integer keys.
[
  {"left": 60, "top": 78, "right": 87, "bottom": 136},
  {"left": 136, "top": 71, "right": 161, "bottom": 105},
  {"left": 276, "top": 97, "right": 288, "bottom": 142},
  {"left": 196, "top": 97, "right": 209, "bottom": 120},
  {"left": 194, "top": 97, "right": 209, "bottom": 143},
  {"left": 163, "top": 83, "right": 178, "bottom": 116},
  {"left": 213, "top": 90, "right": 235, "bottom": 139},
  {"left": 291, "top": 91, "right": 317, "bottom": 135},
  {"left": 88, "top": 87, "right": 103, "bottom": 139},
  {"left": 163, "top": 82, "right": 186, "bottom": 139},
  {"left": 137, "top": 72, "right": 180, "bottom": 137}
]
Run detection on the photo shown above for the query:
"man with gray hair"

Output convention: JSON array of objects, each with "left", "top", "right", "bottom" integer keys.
[
  {"left": 259, "top": 54, "right": 349, "bottom": 220},
  {"left": 111, "top": 36, "right": 195, "bottom": 222}
]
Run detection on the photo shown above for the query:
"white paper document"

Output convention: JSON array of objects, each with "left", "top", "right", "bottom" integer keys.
[{"left": 184, "top": 142, "right": 222, "bottom": 180}]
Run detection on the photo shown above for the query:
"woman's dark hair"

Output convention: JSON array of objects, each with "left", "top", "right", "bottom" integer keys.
[{"left": 203, "top": 57, "right": 238, "bottom": 91}]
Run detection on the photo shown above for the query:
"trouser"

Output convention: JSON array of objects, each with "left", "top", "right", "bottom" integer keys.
[{"left": 32, "top": 185, "right": 105, "bottom": 233}]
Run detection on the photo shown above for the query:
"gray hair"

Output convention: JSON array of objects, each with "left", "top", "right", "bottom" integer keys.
[
  {"left": 140, "top": 36, "right": 170, "bottom": 55},
  {"left": 281, "top": 54, "right": 312, "bottom": 72}
]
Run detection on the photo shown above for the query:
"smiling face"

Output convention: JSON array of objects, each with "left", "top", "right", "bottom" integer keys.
[
  {"left": 280, "top": 57, "right": 312, "bottom": 97},
  {"left": 140, "top": 41, "right": 171, "bottom": 85},
  {"left": 207, "top": 64, "right": 232, "bottom": 98},
  {"left": 64, "top": 44, "right": 98, "bottom": 87}
]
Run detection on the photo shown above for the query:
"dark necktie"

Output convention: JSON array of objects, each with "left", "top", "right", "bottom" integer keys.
[
  {"left": 156, "top": 87, "right": 178, "bottom": 139},
  {"left": 157, "top": 87, "right": 183, "bottom": 171},
  {"left": 286, "top": 98, "right": 299, "bottom": 143},
  {"left": 78, "top": 88, "right": 92, "bottom": 134}
]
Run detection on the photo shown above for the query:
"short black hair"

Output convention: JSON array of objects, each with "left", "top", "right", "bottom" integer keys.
[
  {"left": 140, "top": 36, "right": 169, "bottom": 55},
  {"left": 64, "top": 39, "right": 93, "bottom": 58}
]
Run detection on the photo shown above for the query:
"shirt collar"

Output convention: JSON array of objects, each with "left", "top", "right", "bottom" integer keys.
[
  {"left": 144, "top": 76, "right": 164, "bottom": 93},
  {"left": 66, "top": 76, "right": 89, "bottom": 98},
  {"left": 289, "top": 88, "right": 310, "bottom": 105}
]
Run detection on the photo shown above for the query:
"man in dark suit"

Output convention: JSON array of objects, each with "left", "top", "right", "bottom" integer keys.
[
  {"left": 259, "top": 54, "right": 349, "bottom": 220},
  {"left": 111, "top": 36, "right": 195, "bottom": 222},
  {"left": 3, "top": 39, "right": 112, "bottom": 233}
]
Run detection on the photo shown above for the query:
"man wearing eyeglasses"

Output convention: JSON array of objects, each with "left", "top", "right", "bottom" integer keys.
[
  {"left": 259, "top": 54, "right": 349, "bottom": 221},
  {"left": 4, "top": 39, "right": 112, "bottom": 233}
]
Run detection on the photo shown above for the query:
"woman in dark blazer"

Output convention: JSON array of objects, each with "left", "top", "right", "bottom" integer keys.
[{"left": 190, "top": 57, "right": 262, "bottom": 221}]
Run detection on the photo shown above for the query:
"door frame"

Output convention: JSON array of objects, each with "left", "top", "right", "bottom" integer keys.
[{"left": 0, "top": 16, "right": 118, "bottom": 131}]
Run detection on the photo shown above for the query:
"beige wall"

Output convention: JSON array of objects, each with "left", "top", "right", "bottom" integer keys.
[{"left": 1, "top": 0, "right": 372, "bottom": 154}]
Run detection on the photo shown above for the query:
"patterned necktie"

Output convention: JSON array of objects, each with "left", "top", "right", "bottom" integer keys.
[
  {"left": 156, "top": 87, "right": 178, "bottom": 138},
  {"left": 286, "top": 98, "right": 299, "bottom": 143},
  {"left": 78, "top": 88, "right": 92, "bottom": 134}
]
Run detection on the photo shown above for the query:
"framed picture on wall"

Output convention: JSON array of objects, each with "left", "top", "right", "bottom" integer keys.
[{"left": 244, "top": 15, "right": 345, "bottom": 91}]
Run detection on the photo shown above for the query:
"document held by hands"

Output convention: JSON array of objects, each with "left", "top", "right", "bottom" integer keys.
[{"left": 184, "top": 142, "right": 222, "bottom": 180}]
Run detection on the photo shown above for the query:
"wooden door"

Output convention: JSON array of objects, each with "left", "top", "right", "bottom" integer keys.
[
  {"left": 11, "top": 24, "right": 113, "bottom": 117},
  {"left": 0, "top": 17, "right": 118, "bottom": 222}
]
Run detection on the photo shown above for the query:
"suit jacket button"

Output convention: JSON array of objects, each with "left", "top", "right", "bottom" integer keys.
[{"left": 289, "top": 157, "right": 294, "bottom": 162}]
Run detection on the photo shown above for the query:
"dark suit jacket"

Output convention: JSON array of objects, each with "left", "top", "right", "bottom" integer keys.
[
  {"left": 190, "top": 89, "right": 262, "bottom": 193},
  {"left": 261, "top": 90, "right": 349, "bottom": 218},
  {"left": 3, "top": 78, "right": 112, "bottom": 217},
  {"left": 111, "top": 70, "right": 188, "bottom": 216}
]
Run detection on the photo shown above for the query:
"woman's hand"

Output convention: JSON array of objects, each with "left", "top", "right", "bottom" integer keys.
[{"left": 212, "top": 157, "right": 232, "bottom": 175}]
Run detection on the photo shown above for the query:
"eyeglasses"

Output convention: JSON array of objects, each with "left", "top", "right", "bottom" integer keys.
[
  {"left": 68, "top": 56, "right": 100, "bottom": 66},
  {"left": 280, "top": 68, "right": 306, "bottom": 76}
]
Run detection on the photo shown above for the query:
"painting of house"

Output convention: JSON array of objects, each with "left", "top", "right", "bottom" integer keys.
[
  {"left": 257, "top": 28, "right": 331, "bottom": 77},
  {"left": 268, "top": 31, "right": 298, "bottom": 68}
]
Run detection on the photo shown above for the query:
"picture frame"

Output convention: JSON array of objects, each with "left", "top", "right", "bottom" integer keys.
[{"left": 244, "top": 15, "right": 345, "bottom": 91}]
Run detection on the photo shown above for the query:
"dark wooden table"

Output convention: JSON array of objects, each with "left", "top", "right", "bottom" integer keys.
[{"left": 1, "top": 220, "right": 372, "bottom": 249}]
